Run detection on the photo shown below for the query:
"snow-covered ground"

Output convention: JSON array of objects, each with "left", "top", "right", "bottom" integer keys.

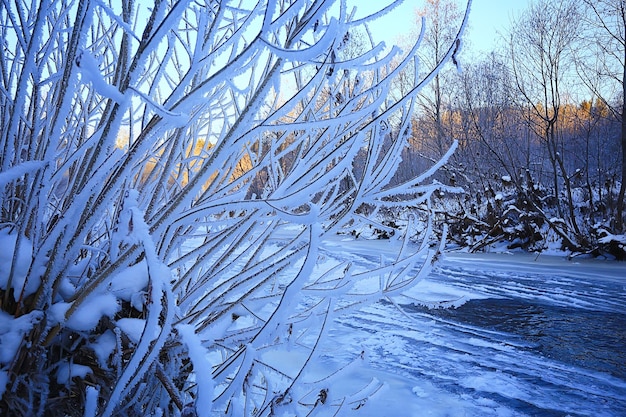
[
  {"left": 2, "top": 227, "right": 623, "bottom": 416},
  {"left": 313, "top": 238, "right": 626, "bottom": 416}
]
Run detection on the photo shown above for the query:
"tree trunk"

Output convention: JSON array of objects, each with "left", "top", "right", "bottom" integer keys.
[
  {"left": 617, "top": 102, "right": 626, "bottom": 232},
  {"left": 617, "top": 44, "right": 626, "bottom": 233}
]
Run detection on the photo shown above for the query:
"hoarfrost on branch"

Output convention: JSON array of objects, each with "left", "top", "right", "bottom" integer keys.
[{"left": 0, "top": 0, "right": 469, "bottom": 415}]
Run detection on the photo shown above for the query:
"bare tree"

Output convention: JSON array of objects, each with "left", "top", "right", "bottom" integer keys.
[
  {"left": 580, "top": 0, "right": 626, "bottom": 233},
  {"left": 417, "top": 0, "right": 464, "bottom": 158},
  {"left": 508, "top": 0, "right": 586, "bottom": 250}
]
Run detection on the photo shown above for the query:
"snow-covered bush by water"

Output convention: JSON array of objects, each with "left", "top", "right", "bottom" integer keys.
[{"left": 0, "top": 0, "right": 468, "bottom": 415}]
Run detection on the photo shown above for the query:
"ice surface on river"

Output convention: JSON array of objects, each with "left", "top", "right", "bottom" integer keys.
[{"left": 316, "top": 237, "right": 626, "bottom": 416}]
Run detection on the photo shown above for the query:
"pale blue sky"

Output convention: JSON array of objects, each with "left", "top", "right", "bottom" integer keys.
[
  {"left": 369, "top": 0, "right": 531, "bottom": 54},
  {"left": 465, "top": 0, "right": 529, "bottom": 52}
]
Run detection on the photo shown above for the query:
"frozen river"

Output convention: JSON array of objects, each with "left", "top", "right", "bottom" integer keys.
[{"left": 318, "top": 246, "right": 626, "bottom": 416}]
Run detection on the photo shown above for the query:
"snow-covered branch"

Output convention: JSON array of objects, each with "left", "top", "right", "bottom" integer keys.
[{"left": 0, "top": 0, "right": 469, "bottom": 415}]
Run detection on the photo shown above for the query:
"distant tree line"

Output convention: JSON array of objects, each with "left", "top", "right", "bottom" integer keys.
[{"left": 390, "top": 0, "right": 625, "bottom": 258}]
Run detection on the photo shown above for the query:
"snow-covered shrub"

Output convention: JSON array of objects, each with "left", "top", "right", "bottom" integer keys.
[
  {"left": 0, "top": 1, "right": 468, "bottom": 415},
  {"left": 443, "top": 168, "right": 624, "bottom": 255},
  {"left": 457, "top": 176, "right": 553, "bottom": 252}
]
